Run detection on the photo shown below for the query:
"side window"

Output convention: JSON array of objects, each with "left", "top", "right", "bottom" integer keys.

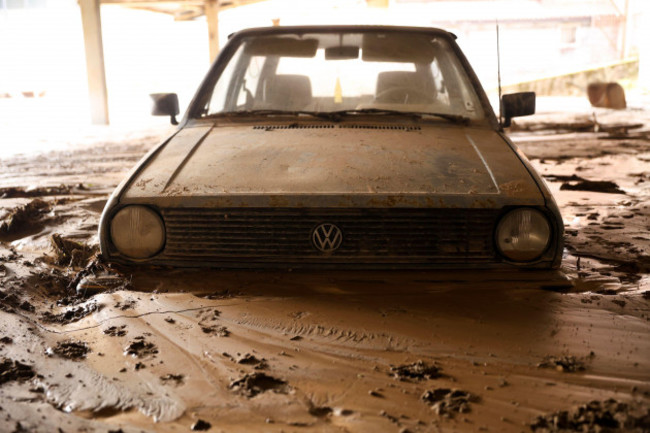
[{"left": 207, "top": 46, "right": 244, "bottom": 114}]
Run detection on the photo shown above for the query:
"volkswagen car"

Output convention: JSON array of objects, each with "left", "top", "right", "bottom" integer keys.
[{"left": 98, "top": 25, "right": 563, "bottom": 269}]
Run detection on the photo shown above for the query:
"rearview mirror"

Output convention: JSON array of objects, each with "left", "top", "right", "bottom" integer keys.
[
  {"left": 325, "top": 46, "right": 359, "bottom": 60},
  {"left": 150, "top": 93, "right": 179, "bottom": 125},
  {"left": 501, "top": 92, "right": 535, "bottom": 128}
]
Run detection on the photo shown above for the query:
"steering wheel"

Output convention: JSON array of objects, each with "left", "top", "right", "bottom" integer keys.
[{"left": 374, "top": 86, "right": 431, "bottom": 104}]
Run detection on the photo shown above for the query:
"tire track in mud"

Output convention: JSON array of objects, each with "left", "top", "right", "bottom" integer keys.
[
  {"left": 4, "top": 302, "right": 246, "bottom": 335},
  {"left": 228, "top": 314, "right": 415, "bottom": 351}
]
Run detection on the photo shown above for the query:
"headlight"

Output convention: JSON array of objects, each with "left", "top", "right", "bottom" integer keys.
[
  {"left": 496, "top": 208, "right": 551, "bottom": 262},
  {"left": 110, "top": 206, "right": 165, "bottom": 259}
]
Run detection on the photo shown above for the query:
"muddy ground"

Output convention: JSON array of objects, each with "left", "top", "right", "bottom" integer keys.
[{"left": 0, "top": 107, "right": 649, "bottom": 432}]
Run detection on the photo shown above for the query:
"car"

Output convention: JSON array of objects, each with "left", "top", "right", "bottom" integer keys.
[{"left": 98, "top": 25, "right": 563, "bottom": 269}]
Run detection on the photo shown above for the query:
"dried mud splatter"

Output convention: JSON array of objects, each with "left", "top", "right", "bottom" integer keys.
[
  {"left": 390, "top": 360, "right": 443, "bottom": 381},
  {"left": 530, "top": 399, "right": 650, "bottom": 432},
  {"left": 0, "top": 358, "right": 36, "bottom": 385},
  {"left": 48, "top": 340, "right": 90, "bottom": 361},
  {"left": 229, "top": 373, "right": 289, "bottom": 398},
  {"left": 421, "top": 388, "right": 480, "bottom": 417},
  {"left": 124, "top": 337, "right": 158, "bottom": 358}
]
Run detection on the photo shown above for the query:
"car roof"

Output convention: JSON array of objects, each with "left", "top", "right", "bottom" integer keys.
[{"left": 228, "top": 25, "right": 457, "bottom": 40}]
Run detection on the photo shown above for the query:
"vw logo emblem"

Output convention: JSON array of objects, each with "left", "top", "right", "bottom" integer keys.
[{"left": 311, "top": 223, "right": 343, "bottom": 253}]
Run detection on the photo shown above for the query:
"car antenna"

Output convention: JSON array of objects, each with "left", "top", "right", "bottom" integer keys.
[{"left": 496, "top": 20, "right": 503, "bottom": 128}]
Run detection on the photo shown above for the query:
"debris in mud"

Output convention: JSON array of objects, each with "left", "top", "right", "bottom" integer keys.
[
  {"left": 48, "top": 340, "right": 90, "bottom": 361},
  {"left": 103, "top": 325, "right": 127, "bottom": 337},
  {"left": 237, "top": 353, "right": 268, "bottom": 370},
  {"left": 0, "top": 289, "right": 32, "bottom": 314},
  {"left": 390, "top": 360, "right": 443, "bottom": 381},
  {"left": 114, "top": 299, "right": 137, "bottom": 311},
  {"left": 41, "top": 301, "right": 101, "bottom": 324},
  {"left": 555, "top": 175, "right": 625, "bottom": 194},
  {"left": 309, "top": 405, "right": 333, "bottom": 417},
  {"left": 160, "top": 374, "right": 184, "bottom": 385},
  {"left": 197, "top": 308, "right": 221, "bottom": 321},
  {"left": 76, "top": 274, "right": 131, "bottom": 296},
  {"left": 201, "top": 325, "right": 230, "bottom": 337},
  {"left": 229, "top": 373, "right": 289, "bottom": 398},
  {"left": 530, "top": 399, "right": 650, "bottom": 432},
  {"left": 201, "top": 290, "right": 236, "bottom": 300},
  {"left": 0, "top": 185, "right": 71, "bottom": 199},
  {"left": 421, "top": 388, "right": 479, "bottom": 417},
  {"left": 0, "top": 199, "right": 50, "bottom": 239},
  {"left": 537, "top": 354, "right": 592, "bottom": 372},
  {"left": 27, "top": 267, "right": 72, "bottom": 296},
  {"left": 191, "top": 419, "right": 212, "bottom": 431},
  {"left": 124, "top": 337, "right": 158, "bottom": 358},
  {"left": 612, "top": 299, "right": 626, "bottom": 307},
  {"left": 49, "top": 234, "right": 96, "bottom": 268},
  {"left": 0, "top": 358, "right": 36, "bottom": 385}
]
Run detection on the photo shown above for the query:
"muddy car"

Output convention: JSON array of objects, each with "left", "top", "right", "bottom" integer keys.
[{"left": 99, "top": 25, "right": 563, "bottom": 269}]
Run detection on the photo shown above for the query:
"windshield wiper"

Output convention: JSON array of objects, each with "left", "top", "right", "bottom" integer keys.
[
  {"left": 327, "top": 109, "right": 470, "bottom": 124},
  {"left": 204, "top": 110, "right": 335, "bottom": 121},
  {"left": 204, "top": 109, "right": 470, "bottom": 124}
]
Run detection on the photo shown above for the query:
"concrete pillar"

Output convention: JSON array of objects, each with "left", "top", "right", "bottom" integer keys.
[
  {"left": 205, "top": 0, "right": 219, "bottom": 63},
  {"left": 78, "top": 0, "right": 109, "bottom": 125},
  {"left": 639, "top": 1, "right": 650, "bottom": 91}
]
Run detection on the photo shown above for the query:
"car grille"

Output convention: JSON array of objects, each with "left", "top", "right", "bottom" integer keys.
[{"left": 158, "top": 208, "right": 500, "bottom": 265}]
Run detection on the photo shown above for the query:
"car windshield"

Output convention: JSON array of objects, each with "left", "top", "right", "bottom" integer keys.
[{"left": 200, "top": 30, "right": 485, "bottom": 120}]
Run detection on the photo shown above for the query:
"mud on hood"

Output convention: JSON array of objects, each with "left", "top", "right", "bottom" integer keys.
[{"left": 121, "top": 123, "right": 543, "bottom": 208}]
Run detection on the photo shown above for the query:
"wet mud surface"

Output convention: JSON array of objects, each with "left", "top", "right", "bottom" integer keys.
[{"left": 0, "top": 111, "right": 648, "bottom": 431}]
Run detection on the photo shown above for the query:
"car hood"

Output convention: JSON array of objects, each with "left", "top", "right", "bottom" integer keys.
[{"left": 121, "top": 122, "right": 544, "bottom": 208}]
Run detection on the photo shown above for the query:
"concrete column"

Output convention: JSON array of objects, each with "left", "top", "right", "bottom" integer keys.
[
  {"left": 205, "top": 0, "right": 219, "bottom": 63},
  {"left": 638, "top": 1, "right": 650, "bottom": 91},
  {"left": 78, "top": 0, "right": 109, "bottom": 125}
]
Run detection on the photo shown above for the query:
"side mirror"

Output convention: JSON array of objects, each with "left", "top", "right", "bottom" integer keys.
[
  {"left": 150, "top": 93, "right": 179, "bottom": 125},
  {"left": 501, "top": 91, "right": 535, "bottom": 128}
]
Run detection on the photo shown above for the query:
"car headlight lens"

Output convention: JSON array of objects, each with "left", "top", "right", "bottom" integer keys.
[
  {"left": 110, "top": 206, "right": 165, "bottom": 259},
  {"left": 496, "top": 208, "right": 551, "bottom": 262}
]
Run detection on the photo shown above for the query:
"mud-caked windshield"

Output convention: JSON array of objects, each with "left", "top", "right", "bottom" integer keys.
[{"left": 200, "top": 30, "right": 485, "bottom": 120}]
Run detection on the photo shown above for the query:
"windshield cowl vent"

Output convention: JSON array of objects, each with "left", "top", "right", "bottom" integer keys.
[
  {"left": 253, "top": 125, "right": 336, "bottom": 130},
  {"left": 253, "top": 125, "right": 421, "bottom": 131},
  {"left": 340, "top": 125, "right": 421, "bottom": 131}
]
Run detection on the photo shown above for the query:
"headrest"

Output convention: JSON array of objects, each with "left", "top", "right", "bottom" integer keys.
[
  {"left": 267, "top": 74, "right": 313, "bottom": 110},
  {"left": 375, "top": 71, "right": 434, "bottom": 103}
]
